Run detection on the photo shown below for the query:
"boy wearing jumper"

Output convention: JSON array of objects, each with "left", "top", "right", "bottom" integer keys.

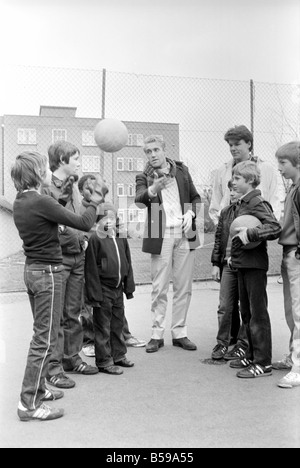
[
  {"left": 229, "top": 161, "right": 282, "bottom": 378},
  {"left": 274, "top": 142, "right": 300, "bottom": 389},
  {"left": 11, "top": 152, "right": 104, "bottom": 421},
  {"left": 211, "top": 180, "right": 248, "bottom": 361},
  {"left": 85, "top": 203, "right": 135, "bottom": 375}
]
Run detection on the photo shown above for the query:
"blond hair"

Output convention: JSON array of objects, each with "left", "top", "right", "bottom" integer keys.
[{"left": 232, "top": 160, "right": 261, "bottom": 188}]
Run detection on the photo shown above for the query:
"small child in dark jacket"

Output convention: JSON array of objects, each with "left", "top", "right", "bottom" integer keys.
[
  {"left": 85, "top": 202, "right": 135, "bottom": 375},
  {"left": 230, "top": 161, "right": 282, "bottom": 379},
  {"left": 211, "top": 180, "right": 248, "bottom": 361}
]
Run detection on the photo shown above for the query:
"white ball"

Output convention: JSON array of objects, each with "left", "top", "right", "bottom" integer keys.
[{"left": 94, "top": 118, "right": 128, "bottom": 153}]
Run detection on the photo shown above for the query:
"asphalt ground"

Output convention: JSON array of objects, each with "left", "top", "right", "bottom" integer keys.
[{"left": 0, "top": 279, "right": 299, "bottom": 449}]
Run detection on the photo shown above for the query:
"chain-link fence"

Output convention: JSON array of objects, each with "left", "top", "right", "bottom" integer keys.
[{"left": 1, "top": 65, "right": 299, "bottom": 293}]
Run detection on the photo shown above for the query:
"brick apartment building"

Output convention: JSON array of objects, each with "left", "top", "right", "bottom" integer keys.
[{"left": 0, "top": 106, "right": 179, "bottom": 258}]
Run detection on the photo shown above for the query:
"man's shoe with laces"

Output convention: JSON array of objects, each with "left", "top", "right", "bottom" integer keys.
[
  {"left": 146, "top": 339, "right": 164, "bottom": 353},
  {"left": 46, "top": 373, "right": 76, "bottom": 389},
  {"left": 173, "top": 338, "right": 197, "bottom": 351},
  {"left": 212, "top": 344, "right": 227, "bottom": 360},
  {"left": 278, "top": 372, "right": 300, "bottom": 388},
  {"left": 18, "top": 402, "right": 64, "bottom": 422}
]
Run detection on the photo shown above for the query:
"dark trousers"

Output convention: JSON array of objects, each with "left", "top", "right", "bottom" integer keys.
[
  {"left": 237, "top": 269, "right": 272, "bottom": 367},
  {"left": 21, "top": 264, "right": 64, "bottom": 410},
  {"left": 81, "top": 306, "right": 132, "bottom": 345},
  {"left": 93, "top": 285, "right": 127, "bottom": 368},
  {"left": 218, "top": 264, "right": 241, "bottom": 343},
  {"left": 217, "top": 265, "right": 248, "bottom": 349},
  {"left": 48, "top": 252, "right": 85, "bottom": 376}
]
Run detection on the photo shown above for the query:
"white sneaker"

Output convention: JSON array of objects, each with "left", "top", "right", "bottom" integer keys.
[
  {"left": 82, "top": 345, "right": 95, "bottom": 357},
  {"left": 125, "top": 336, "right": 146, "bottom": 348},
  {"left": 278, "top": 372, "right": 300, "bottom": 389}
]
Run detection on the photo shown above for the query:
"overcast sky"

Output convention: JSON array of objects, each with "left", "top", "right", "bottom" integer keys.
[{"left": 0, "top": 0, "right": 299, "bottom": 84}]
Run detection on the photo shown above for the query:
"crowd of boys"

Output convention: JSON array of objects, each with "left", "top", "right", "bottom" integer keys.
[{"left": 10, "top": 126, "right": 300, "bottom": 422}]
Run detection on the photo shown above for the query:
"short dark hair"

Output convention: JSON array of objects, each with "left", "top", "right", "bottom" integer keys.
[
  {"left": 227, "top": 179, "right": 234, "bottom": 190},
  {"left": 78, "top": 174, "right": 96, "bottom": 193},
  {"left": 224, "top": 125, "right": 253, "bottom": 151},
  {"left": 48, "top": 141, "right": 80, "bottom": 172}
]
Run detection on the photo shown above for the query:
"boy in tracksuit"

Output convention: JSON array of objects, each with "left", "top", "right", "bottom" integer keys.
[
  {"left": 229, "top": 161, "right": 282, "bottom": 379},
  {"left": 85, "top": 203, "right": 135, "bottom": 375}
]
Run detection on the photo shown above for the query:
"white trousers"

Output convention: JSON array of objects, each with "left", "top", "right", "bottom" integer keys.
[
  {"left": 281, "top": 249, "right": 300, "bottom": 373},
  {"left": 150, "top": 236, "right": 195, "bottom": 340}
]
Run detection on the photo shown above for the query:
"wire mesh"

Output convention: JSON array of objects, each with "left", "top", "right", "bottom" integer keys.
[{"left": 1, "top": 65, "right": 299, "bottom": 294}]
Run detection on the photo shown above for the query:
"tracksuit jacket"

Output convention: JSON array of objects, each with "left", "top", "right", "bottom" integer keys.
[{"left": 230, "top": 189, "right": 282, "bottom": 270}]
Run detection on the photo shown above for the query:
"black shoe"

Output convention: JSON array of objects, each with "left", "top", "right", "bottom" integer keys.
[
  {"left": 211, "top": 344, "right": 228, "bottom": 360},
  {"left": 146, "top": 339, "right": 164, "bottom": 353},
  {"left": 173, "top": 338, "right": 197, "bottom": 351},
  {"left": 115, "top": 358, "right": 134, "bottom": 368}
]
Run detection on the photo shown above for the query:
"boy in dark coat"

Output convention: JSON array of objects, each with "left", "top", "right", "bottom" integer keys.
[
  {"left": 85, "top": 203, "right": 135, "bottom": 375},
  {"left": 229, "top": 161, "right": 282, "bottom": 379}
]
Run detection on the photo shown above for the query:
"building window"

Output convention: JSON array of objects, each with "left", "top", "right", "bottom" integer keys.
[
  {"left": 82, "top": 155, "right": 100, "bottom": 173},
  {"left": 117, "top": 184, "right": 125, "bottom": 197},
  {"left": 128, "top": 158, "right": 134, "bottom": 171},
  {"left": 52, "top": 129, "right": 67, "bottom": 142},
  {"left": 118, "top": 209, "right": 125, "bottom": 223},
  {"left": 129, "top": 209, "right": 135, "bottom": 222},
  {"left": 128, "top": 184, "right": 134, "bottom": 197},
  {"left": 17, "top": 128, "right": 37, "bottom": 145},
  {"left": 117, "top": 158, "right": 124, "bottom": 171},
  {"left": 138, "top": 210, "right": 145, "bottom": 222},
  {"left": 137, "top": 159, "right": 145, "bottom": 172},
  {"left": 127, "top": 134, "right": 144, "bottom": 147},
  {"left": 82, "top": 130, "right": 97, "bottom": 146}
]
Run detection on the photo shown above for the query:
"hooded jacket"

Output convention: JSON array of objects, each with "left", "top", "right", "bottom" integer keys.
[{"left": 84, "top": 229, "right": 135, "bottom": 304}]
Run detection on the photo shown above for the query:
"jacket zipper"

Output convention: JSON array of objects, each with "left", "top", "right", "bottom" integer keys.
[{"left": 112, "top": 236, "right": 122, "bottom": 288}]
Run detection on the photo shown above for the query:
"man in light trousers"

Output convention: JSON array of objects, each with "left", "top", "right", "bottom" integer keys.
[{"left": 135, "top": 135, "right": 201, "bottom": 353}]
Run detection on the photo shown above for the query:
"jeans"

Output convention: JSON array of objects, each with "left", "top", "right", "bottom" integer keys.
[
  {"left": 281, "top": 249, "right": 300, "bottom": 373},
  {"left": 48, "top": 252, "right": 85, "bottom": 376},
  {"left": 237, "top": 269, "right": 272, "bottom": 367},
  {"left": 217, "top": 264, "right": 242, "bottom": 344},
  {"left": 150, "top": 236, "right": 195, "bottom": 340},
  {"left": 93, "top": 285, "right": 127, "bottom": 368},
  {"left": 217, "top": 265, "right": 248, "bottom": 349},
  {"left": 21, "top": 263, "right": 64, "bottom": 410}
]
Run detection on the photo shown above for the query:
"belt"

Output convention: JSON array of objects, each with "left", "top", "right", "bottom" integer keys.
[{"left": 26, "top": 264, "right": 64, "bottom": 274}]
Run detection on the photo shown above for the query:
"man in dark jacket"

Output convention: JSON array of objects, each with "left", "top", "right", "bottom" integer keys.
[{"left": 135, "top": 135, "right": 201, "bottom": 353}]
